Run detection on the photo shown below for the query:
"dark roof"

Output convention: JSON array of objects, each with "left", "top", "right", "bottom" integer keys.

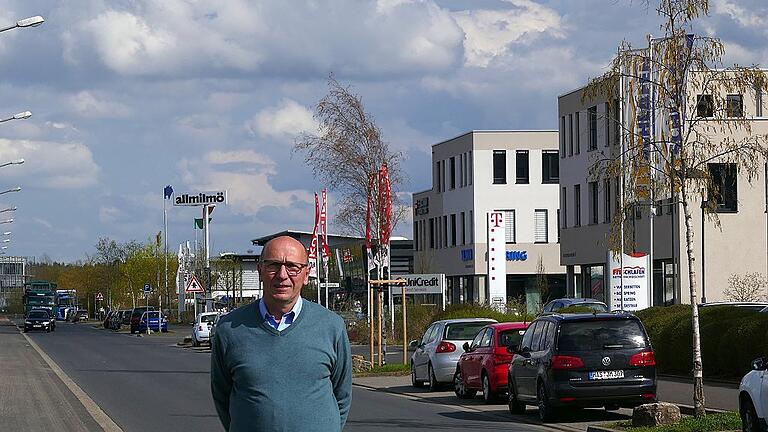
[{"left": 538, "top": 312, "right": 638, "bottom": 322}]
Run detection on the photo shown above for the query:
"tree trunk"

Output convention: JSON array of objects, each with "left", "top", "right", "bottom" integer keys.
[{"left": 680, "top": 182, "right": 706, "bottom": 418}]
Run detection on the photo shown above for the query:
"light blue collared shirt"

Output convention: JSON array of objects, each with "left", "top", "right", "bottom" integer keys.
[{"left": 258, "top": 297, "right": 303, "bottom": 331}]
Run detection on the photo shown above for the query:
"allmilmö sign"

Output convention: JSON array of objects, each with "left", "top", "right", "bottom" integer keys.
[{"left": 173, "top": 191, "right": 228, "bottom": 206}]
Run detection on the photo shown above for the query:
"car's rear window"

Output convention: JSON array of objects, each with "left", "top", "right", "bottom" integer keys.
[
  {"left": 558, "top": 319, "right": 648, "bottom": 351},
  {"left": 498, "top": 328, "right": 526, "bottom": 348},
  {"left": 29, "top": 312, "right": 48, "bottom": 319},
  {"left": 201, "top": 314, "right": 217, "bottom": 323},
  {"left": 444, "top": 322, "right": 491, "bottom": 340},
  {"left": 579, "top": 303, "right": 609, "bottom": 312}
]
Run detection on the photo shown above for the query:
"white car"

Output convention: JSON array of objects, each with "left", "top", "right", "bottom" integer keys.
[
  {"left": 192, "top": 312, "right": 220, "bottom": 346},
  {"left": 740, "top": 357, "right": 768, "bottom": 432}
]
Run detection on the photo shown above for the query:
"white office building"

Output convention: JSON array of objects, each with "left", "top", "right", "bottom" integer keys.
[{"left": 412, "top": 131, "right": 566, "bottom": 313}]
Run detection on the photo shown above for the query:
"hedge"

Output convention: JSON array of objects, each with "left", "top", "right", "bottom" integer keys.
[{"left": 635, "top": 304, "right": 768, "bottom": 378}]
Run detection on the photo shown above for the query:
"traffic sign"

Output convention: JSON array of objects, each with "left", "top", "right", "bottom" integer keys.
[
  {"left": 96, "top": 292, "right": 103, "bottom": 301},
  {"left": 319, "top": 282, "right": 340, "bottom": 288},
  {"left": 185, "top": 275, "right": 204, "bottom": 293},
  {"left": 143, "top": 283, "right": 151, "bottom": 294}
]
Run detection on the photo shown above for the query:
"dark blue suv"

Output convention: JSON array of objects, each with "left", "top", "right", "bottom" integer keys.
[{"left": 507, "top": 312, "right": 657, "bottom": 422}]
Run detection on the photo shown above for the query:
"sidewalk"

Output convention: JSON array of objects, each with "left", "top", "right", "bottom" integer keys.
[
  {"left": 0, "top": 318, "right": 102, "bottom": 430},
  {"left": 353, "top": 373, "right": 739, "bottom": 412}
]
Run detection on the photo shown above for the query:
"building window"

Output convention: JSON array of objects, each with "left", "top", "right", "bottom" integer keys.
[
  {"left": 461, "top": 153, "right": 466, "bottom": 187},
  {"left": 561, "top": 187, "right": 567, "bottom": 229},
  {"left": 568, "top": 114, "right": 573, "bottom": 156},
  {"left": 757, "top": 87, "right": 764, "bottom": 117},
  {"left": 535, "top": 209, "right": 548, "bottom": 243},
  {"left": 574, "top": 185, "right": 581, "bottom": 227},
  {"left": 516, "top": 150, "right": 529, "bottom": 184},
  {"left": 461, "top": 212, "right": 466, "bottom": 245},
  {"left": 697, "top": 94, "right": 714, "bottom": 117},
  {"left": 441, "top": 160, "right": 446, "bottom": 192},
  {"left": 560, "top": 116, "right": 566, "bottom": 158},
  {"left": 588, "top": 106, "right": 597, "bottom": 151},
  {"left": 435, "top": 161, "right": 440, "bottom": 193},
  {"left": 603, "top": 178, "right": 611, "bottom": 223},
  {"left": 493, "top": 150, "right": 506, "bottom": 184},
  {"left": 469, "top": 210, "right": 473, "bottom": 243},
  {"left": 557, "top": 209, "right": 561, "bottom": 243},
  {"left": 613, "top": 98, "right": 620, "bottom": 145},
  {"left": 604, "top": 102, "right": 611, "bottom": 147},
  {"left": 574, "top": 112, "right": 580, "bottom": 154},
  {"left": 450, "top": 157, "right": 456, "bottom": 189},
  {"left": 429, "top": 218, "right": 434, "bottom": 249},
  {"left": 615, "top": 177, "right": 621, "bottom": 214},
  {"left": 708, "top": 163, "right": 738, "bottom": 212},
  {"left": 468, "top": 151, "right": 473, "bottom": 185},
  {"left": 501, "top": 210, "right": 515, "bottom": 243},
  {"left": 726, "top": 94, "right": 743, "bottom": 117},
  {"left": 450, "top": 214, "right": 457, "bottom": 247},
  {"left": 413, "top": 221, "right": 419, "bottom": 251},
  {"left": 542, "top": 150, "right": 559, "bottom": 184},
  {"left": 443, "top": 215, "right": 448, "bottom": 247},
  {"left": 589, "top": 181, "right": 599, "bottom": 224}
]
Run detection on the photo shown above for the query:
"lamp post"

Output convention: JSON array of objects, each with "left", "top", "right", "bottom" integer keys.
[
  {"left": 0, "top": 16, "right": 44, "bottom": 33},
  {"left": 0, "top": 160, "right": 23, "bottom": 169},
  {"left": 0, "top": 187, "right": 21, "bottom": 195},
  {"left": 0, "top": 112, "right": 31, "bottom": 123},
  {"left": 0, "top": 219, "right": 13, "bottom": 225},
  {"left": 0, "top": 207, "right": 16, "bottom": 213}
]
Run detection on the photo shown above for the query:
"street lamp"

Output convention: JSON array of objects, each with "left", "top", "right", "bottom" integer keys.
[
  {"left": 0, "top": 16, "right": 44, "bottom": 33},
  {"left": 0, "top": 159, "right": 23, "bottom": 168},
  {"left": 1, "top": 239, "right": 9, "bottom": 243},
  {"left": 0, "top": 187, "right": 21, "bottom": 195},
  {"left": 0, "top": 207, "right": 16, "bottom": 213},
  {"left": 0, "top": 219, "right": 13, "bottom": 224},
  {"left": 2, "top": 231, "right": 10, "bottom": 235},
  {"left": 0, "top": 112, "right": 31, "bottom": 123}
]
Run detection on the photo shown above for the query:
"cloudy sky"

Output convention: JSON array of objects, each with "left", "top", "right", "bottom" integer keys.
[{"left": 0, "top": 0, "right": 765, "bottom": 262}]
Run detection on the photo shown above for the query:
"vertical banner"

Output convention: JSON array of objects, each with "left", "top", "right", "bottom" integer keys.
[
  {"left": 320, "top": 189, "right": 331, "bottom": 262},
  {"left": 378, "top": 164, "right": 393, "bottom": 271},
  {"left": 365, "top": 174, "right": 375, "bottom": 272},
  {"left": 608, "top": 252, "right": 650, "bottom": 312},
  {"left": 308, "top": 193, "right": 320, "bottom": 278},
  {"left": 487, "top": 212, "right": 506, "bottom": 309}
]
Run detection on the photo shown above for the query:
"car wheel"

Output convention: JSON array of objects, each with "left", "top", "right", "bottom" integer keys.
[
  {"left": 192, "top": 336, "right": 199, "bottom": 347},
  {"left": 507, "top": 378, "right": 526, "bottom": 415},
  {"left": 22, "top": 328, "right": 27, "bottom": 333},
  {"left": 741, "top": 396, "right": 759, "bottom": 432},
  {"left": 46, "top": 327, "right": 51, "bottom": 333},
  {"left": 537, "top": 381, "right": 557, "bottom": 422},
  {"left": 453, "top": 369, "right": 476, "bottom": 399},
  {"left": 482, "top": 373, "right": 498, "bottom": 404},
  {"left": 411, "top": 363, "right": 423, "bottom": 388},
  {"left": 428, "top": 363, "right": 440, "bottom": 392}
]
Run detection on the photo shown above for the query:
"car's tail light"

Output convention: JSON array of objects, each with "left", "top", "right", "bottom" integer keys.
[
  {"left": 642, "top": 393, "right": 656, "bottom": 399},
  {"left": 436, "top": 341, "right": 456, "bottom": 353},
  {"left": 493, "top": 347, "right": 513, "bottom": 364},
  {"left": 559, "top": 397, "right": 576, "bottom": 402},
  {"left": 551, "top": 355, "right": 584, "bottom": 369},
  {"left": 629, "top": 351, "right": 656, "bottom": 367}
]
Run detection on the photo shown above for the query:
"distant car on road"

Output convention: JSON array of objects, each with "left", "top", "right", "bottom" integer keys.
[
  {"left": 700, "top": 301, "right": 768, "bottom": 312},
  {"left": 137, "top": 311, "right": 167, "bottom": 333},
  {"left": 24, "top": 310, "right": 53, "bottom": 333},
  {"left": 73, "top": 309, "right": 88, "bottom": 322},
  {"left": 507, "top": 312, "right": 657, "bottom": 422},
  {"left": 455, "top": 322, "right": 529, "bottom": 403},
  {"left": 129, "top": 306, "right": 157, "bottom": 334},
  {"left": 739, "top": 356, "right": 768, "bottom": 432},
  {"left": 29, "top": 308, "right": 56, "bottom": 332},
  {"left": 410, "top": 318, "right": 497, "bottom": 391},
  {"left": 541, "top": 298, "right": 609, "bottom": 314},
  {"left": 192, "top": 312, "right": 220, "bottom": 346}
]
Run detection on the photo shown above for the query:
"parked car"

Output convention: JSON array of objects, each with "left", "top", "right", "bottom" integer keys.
[
  {"left": 129, "top": 306, "right": 157, "bottom": 334},
  {"left": 410, "top": 318, "right": 497, "bottom": 391},
  {"left": 455, "top": 322, "right": 529, "bottom": 403},
  {"left": 739, "top": 356, "right": 768, "bottom": 432},
  {"left": 74, "top": 309, "right": 88, "bottom": 322},
  {"left": 507, "top": 312, "right": 657, "bottom": 422},
  {"left": 700, "top": 301, "right": 768, "bottom": 312},
  {"left": 192, "top": 312, "right": 220, "bottom": 346},
  {"left": 102, "top": 310, "right": 115, "bottom": 328},
  {"left": 24, "top": 309, "right": 53, "bottom": 333},
  {"left": 541, "top": 298, "right": 609, "bottom": 314},
  {"left": 137, "top": 310, "right": 168, "bottom": 333},
  {"left": 108, "top": 309, "right": 130, "bottom": 330},
  {"left": 29, "top": 308, "right": 56, "bottom": 332}
]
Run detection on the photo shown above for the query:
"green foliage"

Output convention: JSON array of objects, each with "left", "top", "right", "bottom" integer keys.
[
  {"left": 612, "top": 411, "right": 741, "bottom": 432},
  {"left": 636, "top": 305, "right": 768, "bottom": 378}
]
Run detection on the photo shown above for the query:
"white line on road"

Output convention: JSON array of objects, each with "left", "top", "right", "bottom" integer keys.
[{"left": 20, "top": 330, "right": 124, "bottom": 432}]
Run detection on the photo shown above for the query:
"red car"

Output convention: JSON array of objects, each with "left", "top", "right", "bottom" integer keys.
[{"left": 454, "top": 322, "right": 529, "bottom": 403}]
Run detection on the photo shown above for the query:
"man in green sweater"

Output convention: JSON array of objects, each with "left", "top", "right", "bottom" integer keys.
[{"left": 211, "top": 236, "right": 352, "bottom": 431}]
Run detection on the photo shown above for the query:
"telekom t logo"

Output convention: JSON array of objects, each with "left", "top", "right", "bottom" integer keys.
[{"left": 490, "top": 212, "right": 503, "bottom": 228}]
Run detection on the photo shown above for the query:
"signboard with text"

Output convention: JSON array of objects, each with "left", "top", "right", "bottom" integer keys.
[
  {"left": 396, "top": 274, "right": 445, "bottom": 295},
  {"left": 173, "top": 190, "right": 228, "bottom": 206},
  {"left": 487, "top": 212, "right": 506, "bottom": 308},
  {"left": 608, "top": 252, "right": 650, "bottom": 312}
]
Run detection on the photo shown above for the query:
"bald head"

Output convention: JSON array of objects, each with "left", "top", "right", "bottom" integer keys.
[{"left": 261, "top": 236, "right": 308, "bottom": 264}]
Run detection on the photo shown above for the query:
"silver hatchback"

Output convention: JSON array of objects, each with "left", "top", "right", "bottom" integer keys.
[{"left": 410, "top": 318, "right": 497, "bottom": 391}]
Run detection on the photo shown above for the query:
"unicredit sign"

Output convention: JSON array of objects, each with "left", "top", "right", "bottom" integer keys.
[{"left": 400, "top": 274, "right": 445, "bottom": 294}]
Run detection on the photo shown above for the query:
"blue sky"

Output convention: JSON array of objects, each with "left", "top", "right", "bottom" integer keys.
[{"left": 0, "top": 0, "right": 765, "bottom": 262}]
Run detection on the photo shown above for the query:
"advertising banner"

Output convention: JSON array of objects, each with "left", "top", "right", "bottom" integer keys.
[
  {"left": 487, "top": 212, "right": 506, "bottom": 307},
  {"left": 173, "top": 190, "right": 228, "bottom": 206},
  {"left": 395, "top": 274, "right": 445, "bottom": 295},
  {"left": 608, "top": 252, "right": 651, "bottom": 312}
]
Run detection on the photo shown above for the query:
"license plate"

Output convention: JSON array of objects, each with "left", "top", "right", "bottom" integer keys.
[
  {"left": 589, "top": 370, "right": 624, "bottom": 380},
  {"left": 33, "top": 324, "right": 41, "bottom": 327}
]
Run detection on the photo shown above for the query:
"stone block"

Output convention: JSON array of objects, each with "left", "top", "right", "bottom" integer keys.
[
  {"left": 632, "top": 402, "right": 681, "bottom": 427},
  {"left": 352, "top": 354, "right": 373, "bottom": 372}
]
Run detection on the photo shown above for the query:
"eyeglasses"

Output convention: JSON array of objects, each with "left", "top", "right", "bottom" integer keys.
[{"left": 261, "top": 260, "right": 308, "bottom": 276}]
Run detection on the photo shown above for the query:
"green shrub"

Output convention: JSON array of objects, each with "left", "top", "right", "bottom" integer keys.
[{"left": 613, "top": 411, "right": 740, "bottom": 432}]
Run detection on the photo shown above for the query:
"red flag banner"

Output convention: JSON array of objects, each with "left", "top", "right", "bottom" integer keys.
[
  {"left": 320, "top": 189, "right": 330, "bottom": 258},
  {"left": 308, "top": 192, "right": 319, "bottom": 260},
  {"left": 378, "top": 163, "right": 392, "bottom": 246}
]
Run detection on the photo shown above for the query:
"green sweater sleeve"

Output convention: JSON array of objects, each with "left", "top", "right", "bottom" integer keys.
[
  {"left": 210, "top": 332, "right": 232, "bottom": 431},
  {"left": 332, "top": 325, "right": 353, "bottom": 429}
]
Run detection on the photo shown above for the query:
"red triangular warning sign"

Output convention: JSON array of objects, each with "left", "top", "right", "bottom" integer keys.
[{"left": 185, "top": 275, "right": 204, "bottom": 293}]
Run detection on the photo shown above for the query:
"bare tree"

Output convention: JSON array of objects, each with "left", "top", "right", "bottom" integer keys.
[
  {"left": 725, "top": 273, "right": 766, "bottom": 302},
  {"left": 583, "top": 0, "right": 768, "bottom": 417},
  {"left": 535, "top": 256, "right": 549, "bottom": 310},
  {"left": 295, "top": 76, "right": 406, "bottom": 237}
]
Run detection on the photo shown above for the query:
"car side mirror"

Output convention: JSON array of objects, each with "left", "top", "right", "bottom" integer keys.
[
  {"left": 506, "top": 344, "right": 519, "bottom": 354},
  {"left": 408, "top": 340, "right": 419, "bottom": 350},
  {"left": 462, "top": 342, "right": 471, "bottom": 352},
  {"left": 752, "top": 357, "right": 767, "bottom": 371}
]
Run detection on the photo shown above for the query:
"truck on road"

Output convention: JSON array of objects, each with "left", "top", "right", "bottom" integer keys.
[{"left": 22, "top": 280, "right": 57, "bottom": 316}]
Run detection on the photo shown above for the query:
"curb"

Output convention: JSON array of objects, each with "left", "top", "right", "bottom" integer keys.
[{"left": 658, "top": 374, "right": 740, "bottom": 387}]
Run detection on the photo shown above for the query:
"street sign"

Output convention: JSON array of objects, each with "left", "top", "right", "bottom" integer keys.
[
  {"left": 96, "top": 292, "right": 103, "bottom": 301},
  {"left": 143, "top": 283, "right": 151, "bottom": 294},
  {"left": 319, "top": 282, "right": 340, "bottom": 288},
  {"left": 185, "top": 275, "right": 204, "bottom": 293}
]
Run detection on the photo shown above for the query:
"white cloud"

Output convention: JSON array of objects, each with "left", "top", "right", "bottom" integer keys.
[
  {"left": 99, "top": 206, "right": 120, "bottom": 223},
  {"left": 0, "top": 139, "right": 100, "bottom": 189},
  {"left": 246, "top": 99, "right": 318, "bottom": 140},
  {"left": 713, "top": 0, "right": 765, "bottom": 29},
  {"left": 206, "top": 150, "right": 274, "bottom": 166},
  {"left": 33, "top": 218, "right": 53, "bottom": 230},
  {"left": 68, "top": 91, "right": 132, "bottom": 118}
]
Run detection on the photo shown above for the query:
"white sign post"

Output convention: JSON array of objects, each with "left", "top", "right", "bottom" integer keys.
[
  {"left": 608, "top": 252, "right": 651, "bottom": 312},
  {"left": 487, "top": 212, "right": 506, "bottom": 310}
]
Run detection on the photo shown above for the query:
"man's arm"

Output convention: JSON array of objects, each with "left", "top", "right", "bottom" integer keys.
[
  {"left": 331, "top": 324, "right": 353, "bottom": 429},
  {"left": 210, "top": 331, "right": 232, "bottom": 431}
]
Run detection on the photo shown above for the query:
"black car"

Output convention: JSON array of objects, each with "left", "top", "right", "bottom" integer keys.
[
  {"left": 507, "top": 312, "right": 657, "bottom": 422},
  {"left": 129, "top": 306, "right": 156, "bottom": 334},
  {"left": 29, "top": 308, "right": 56, "bottom": 331},
  {"left": 24, "top": 310, "right": 54, "bottom": 333},
  {"left": 541, "top": 298, "right": 609, "bottom": 314}
]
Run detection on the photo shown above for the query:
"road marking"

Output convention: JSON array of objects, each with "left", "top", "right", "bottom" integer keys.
[{"left": 20, "top": 330, "right": 124, "bottom": 432}]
